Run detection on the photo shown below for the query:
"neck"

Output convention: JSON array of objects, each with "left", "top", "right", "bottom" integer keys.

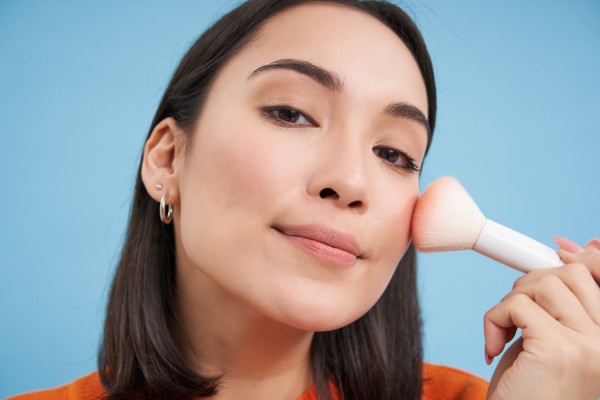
[{"left": 176, "top": 260, "right": 315, "bottom": 400}]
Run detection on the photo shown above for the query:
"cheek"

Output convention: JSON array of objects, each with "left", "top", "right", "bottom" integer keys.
[
  {"left": 184, "top": 122, "right": 288, "bottom": 214},
  {"left": 185, "top": 116, "right": 322, "bottom": 228},
  {"left": 176, "top": 116, "right": 307, "bottom": 276},
  {"left": 364, "top": 183, "right": 418, "bottom": 290},
  {"left": 372, "top": 182, "right": 419, "bottom": 264}
]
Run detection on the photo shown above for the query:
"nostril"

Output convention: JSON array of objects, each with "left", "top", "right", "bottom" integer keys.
[
  {"left": 319, "top": 188, "right": 338, "bottom": 199},
  {"left": 348, "top": 200, "right": 362, "bottom": 208}
]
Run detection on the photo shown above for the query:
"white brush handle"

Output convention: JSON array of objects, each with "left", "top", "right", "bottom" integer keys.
[{"left": 474, "top": 219, "right": 563, "bottom": 273}]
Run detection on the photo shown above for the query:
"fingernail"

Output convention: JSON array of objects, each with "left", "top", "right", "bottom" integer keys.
[
  {"left": 553, "top": 236, "right": 584, "bottom": 253},
  {"left": 584, "top": 238, "right": 600, "bottom": 250},
  {"left": 485, "top": 351, "right": 493, "bottom": 365}
]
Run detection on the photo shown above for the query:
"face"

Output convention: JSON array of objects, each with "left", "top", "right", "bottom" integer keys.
[{"left": 173, "top": 3, "right": 429, "bottom": 331}]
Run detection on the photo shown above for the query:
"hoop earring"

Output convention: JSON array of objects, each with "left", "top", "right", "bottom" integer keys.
[{"left": 159, "top": 192, "right": 173, "bottom": 224}]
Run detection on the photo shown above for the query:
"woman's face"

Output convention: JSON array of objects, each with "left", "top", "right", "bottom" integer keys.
[{"left": 174, "top": 2, "right": 429, "bottom": 331}]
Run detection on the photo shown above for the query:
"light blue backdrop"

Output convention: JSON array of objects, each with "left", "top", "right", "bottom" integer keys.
[{"left": 1, "top": 1, "right": 598, "bottom": 397}]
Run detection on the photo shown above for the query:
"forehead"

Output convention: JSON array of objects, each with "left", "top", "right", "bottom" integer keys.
[{"left": 230, "top": 2, "right": 428, "bottom": 114}]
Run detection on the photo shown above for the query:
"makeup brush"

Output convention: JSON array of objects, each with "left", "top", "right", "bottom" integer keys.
[{"left": 411, "top": 176, "right": 563, "bottom": 273}]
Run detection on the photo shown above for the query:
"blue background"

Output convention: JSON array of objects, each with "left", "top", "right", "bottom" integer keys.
[{"left": 1, "top": 1, "right": 598, "bottom": 396}]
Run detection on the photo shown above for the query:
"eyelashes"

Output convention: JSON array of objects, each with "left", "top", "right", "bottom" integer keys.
[
  {"left": 261, "top": 105, "right": 421, "bottom": 174},
  {"left": 372, "top": 146, "right": 421, "bottom": 173},
  {"left": 261, "top": 106, "right": 317, "bottom": 127}
]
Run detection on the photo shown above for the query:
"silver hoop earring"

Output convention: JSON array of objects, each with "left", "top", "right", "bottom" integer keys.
[{"left": 159, "top": 192, "right": 173, "bottom": 224}]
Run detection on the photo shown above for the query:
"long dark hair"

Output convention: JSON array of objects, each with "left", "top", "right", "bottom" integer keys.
[{"left": 99, "top": 1, "right": 436, "bottom": 399}]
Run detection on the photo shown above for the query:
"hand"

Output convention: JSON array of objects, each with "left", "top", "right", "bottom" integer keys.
[{"left": 484, "top": 237, "right": 600, "bottom": 400}]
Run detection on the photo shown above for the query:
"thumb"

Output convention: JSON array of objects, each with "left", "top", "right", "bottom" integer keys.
[
  {"left": 556, "top": 237, "right": 600, "bottom": 281},
  {"left": 584, "top": 238, "right": 600, "bottom": 251}
]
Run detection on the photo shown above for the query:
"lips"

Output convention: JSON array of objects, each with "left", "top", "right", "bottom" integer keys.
[{"left": 273, "top": 224, "right": 362, "bottom": 267}]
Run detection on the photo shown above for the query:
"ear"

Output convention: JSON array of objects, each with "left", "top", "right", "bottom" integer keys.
[{"left": 141, "top": 117, "right": 184, "bottom": 205}]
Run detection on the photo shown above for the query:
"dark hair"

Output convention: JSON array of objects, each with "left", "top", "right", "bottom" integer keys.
[{"left": 99, "top": 1, "right": 436, "bottom": 399}]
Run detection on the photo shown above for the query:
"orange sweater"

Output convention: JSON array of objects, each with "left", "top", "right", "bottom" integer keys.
[{"left": 9, "top": 363, "right": 488, "bottom": 400}]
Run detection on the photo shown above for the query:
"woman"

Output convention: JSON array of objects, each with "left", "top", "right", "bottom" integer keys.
[{"left": 10, "top": 0, "right": 600, "bottom": 399}]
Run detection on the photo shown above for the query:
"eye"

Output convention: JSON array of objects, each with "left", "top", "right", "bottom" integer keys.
[
  {"left": 373, "top": 146, "right": 420, "bottom": 173},
  {"left": 262, "top": 106, "right": 315, "bottom": 127}
]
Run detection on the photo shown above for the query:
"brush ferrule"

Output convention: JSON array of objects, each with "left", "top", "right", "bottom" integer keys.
[{"left": 474, "top": 219, "right": 563, "bottom": 273}]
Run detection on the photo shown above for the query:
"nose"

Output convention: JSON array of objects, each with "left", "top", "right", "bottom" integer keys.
[{"left": 307, "top": 137, "right": 370, "bottom": 212}]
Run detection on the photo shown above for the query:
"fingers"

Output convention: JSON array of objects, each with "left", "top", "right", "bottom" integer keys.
[
  {"left": 485, "top": 237, "right": 600, "bottom": 399},
  {"left": 584, "top": 238, "right": 600, "bottom": 250},
  {"left": 511, "top": 263, "right": 600, "bottom": 326},
  {"left": 515, "top": 236, "right": 600, "bottom": 287},
  {"left": 485, "top": 272, "right": 595, "bottom": 363},
  {"left": 510, "top": 237, "right": 600, "bottom": 325},
  {"left": 512, "top": 272, "right": 595, "bottom": 328},
  {"left": 556, "top": 236, "right": 600, "bottom": 281},
  {"left": 485, "top": 236, "right": 600, "bottom": 362},
  {"left": 484, "top": 293, "right": 556, "bottom": 362},
  {"left": 552, "top": 236, "right": 600, "bottom": 252},
  {"left": 553, "top": 236, "right": 584, "bottom": 253}
]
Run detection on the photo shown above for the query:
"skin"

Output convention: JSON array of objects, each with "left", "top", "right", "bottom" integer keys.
[
  {"left": 140, "top": 3, "right": 600, "bottom": 400},
  {"left": 485, "top": 239, "right": 600, "bottom": 400},
  {"left": 143, "top": 3, "right": 428, "bottom": 399}
]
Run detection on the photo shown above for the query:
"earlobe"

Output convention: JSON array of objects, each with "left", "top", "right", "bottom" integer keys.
[{"left": 141, "top": 117, "right": 183, "bottom": 204}]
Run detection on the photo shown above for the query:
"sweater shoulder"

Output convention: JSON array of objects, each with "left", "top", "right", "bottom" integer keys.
[
  {"left": 422, "top": 363, "right": 489, "bottom": 400},
  {"left": 7, "top": 365, "right": 487, "bottom": 400},
  {"left": 7, "top": 371, "right": 106, "bottom": 400}
]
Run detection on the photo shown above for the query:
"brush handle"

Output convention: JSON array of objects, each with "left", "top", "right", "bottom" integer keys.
[{"left": 473, "top": 219, "right": 563, "bottom": 273}]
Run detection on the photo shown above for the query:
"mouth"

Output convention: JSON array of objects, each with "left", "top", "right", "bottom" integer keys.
[{"left": 273, "top": 224, "right": 362, "bottom": 267}]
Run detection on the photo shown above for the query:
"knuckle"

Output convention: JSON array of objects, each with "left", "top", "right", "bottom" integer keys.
[
  {"left": 587, "top": 252, "right": 600, "bottom": 267},
  {"left": 484, "top": 303, "right": 505, "bottom": 322},
  {"left": 511, "top": 292, "right": 531, "bottom": 307},
  {"left": 564, "top": 262, "right": 590, "bottom": 277},
  {"left": 538, "top": 273, "right": 563, "bottom": 288},
  {"left": 584, "top": 237, "right": 600, "bottom": 250},
  {"left": 512, "top": 270, "right": 543, "bottom": 289},
  {"left": 483, "top": 309, "right": 493, "bottom": 322},
  {"left": 563, "top": 262, "right": 598, "bottom": 288},
  {"left": 483, "top": 304, "right": 498, "bottom": 319},
  {"left": 513, "top": 275, "right": 527, "bottom": 289}
]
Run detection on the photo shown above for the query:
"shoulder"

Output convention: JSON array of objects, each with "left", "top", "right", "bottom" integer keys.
[
  {"left": 422, "top": 363, "right": 489, "bottom": 400},
  {"left": 7, "top": 371, "right": 107, "bottom": 400}
]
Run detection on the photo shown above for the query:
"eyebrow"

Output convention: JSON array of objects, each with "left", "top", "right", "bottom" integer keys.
[
  {"left": 249, "top": 58, "right": 430, "bottom": 136},
  {"left": 385, "top": 102, "right": 431, "bottom": 137},
  {"left": 248, "top": 58, "right": 343, "bottom": 92}
]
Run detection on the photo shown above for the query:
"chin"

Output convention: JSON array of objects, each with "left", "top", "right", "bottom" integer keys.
[
  {"left": 265, "top": 290, "right": 377, "bottom": 332},
  {"left": 282, "top": 313, "right": 359, "bottom": 333}
]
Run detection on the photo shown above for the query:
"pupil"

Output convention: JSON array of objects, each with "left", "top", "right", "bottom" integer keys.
[
  {"left": 383, "top": 148, "right": 398, "bottom": 163},
  {"left": 280, "top": 109, "right": 299, "bottom": 123}
]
